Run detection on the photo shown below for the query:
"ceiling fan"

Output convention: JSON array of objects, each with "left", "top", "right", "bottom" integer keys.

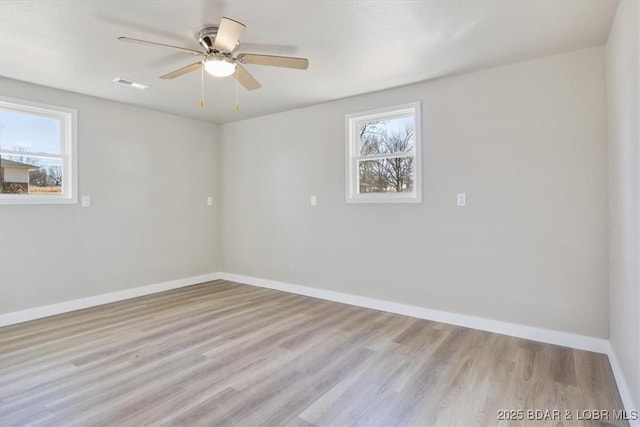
[{"left": 119, "top": 17, "right": 309, "bottom": 92}]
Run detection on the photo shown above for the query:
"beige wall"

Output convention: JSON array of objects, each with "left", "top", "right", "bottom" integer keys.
[
  {"left": 0, "top": 78, "right": 220, "bottom": 313},
  {"left": 0, "top": 46, "right": 613, "bottom": 344},
  {"left": 221, "top": 47, "right": 609, "bottom": 338},
  {"left": 607, "top": 0, "right": 640, "bottom": 409}
]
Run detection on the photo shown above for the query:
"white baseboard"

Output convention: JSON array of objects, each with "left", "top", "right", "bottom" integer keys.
[
  {"left": 218, "top": 272, "right": 609, "bottom": 354},
  {"left": 0, "top": 273, "right": 220, "bottom": 327},
  {"left": 607, "top": 344, "right": 640, "bottom": 425}
]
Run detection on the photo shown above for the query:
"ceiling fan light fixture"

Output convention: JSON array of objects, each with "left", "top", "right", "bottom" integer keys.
[
  {"left": 119, "top": 15, "right": 308, "bottom": 92},
  {"left": 204, "top": 57, "right": 236, "bottom": 77}
]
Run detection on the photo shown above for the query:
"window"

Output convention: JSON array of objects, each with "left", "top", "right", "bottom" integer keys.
[
  {"left": 0, "top": 97, "right": 77, "bottom": 204},
  {"left": 345, "top": 102, "right": 422, "bottom": 203}
]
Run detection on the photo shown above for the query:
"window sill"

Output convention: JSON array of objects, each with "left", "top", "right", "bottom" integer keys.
[
  {"left": 346, "top": 193, "right": 422, "bottom": 204},
  {"left": 0, "top": 195, "right": 77, "bottom": 205}
]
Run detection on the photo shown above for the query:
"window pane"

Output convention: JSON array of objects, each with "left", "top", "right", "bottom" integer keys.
[
  {"left": 359, "top": 116, "right": 414, "bottom": 156},
  {"left": 1, "top": 155, "right": 63, "bottom": 195},
  {"left": 0, "top": 109, "right": 61, "bottom": 154},
  {"left": 358, "top": 157, "right": 414, "bottom": 193}
]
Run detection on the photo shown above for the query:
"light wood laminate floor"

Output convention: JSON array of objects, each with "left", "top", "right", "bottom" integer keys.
[{"left": 0, "top": 280, "right": 626, "bottom": 426}]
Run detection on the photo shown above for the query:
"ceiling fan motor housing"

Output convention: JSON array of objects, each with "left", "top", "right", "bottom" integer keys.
[{"left": 198, "top": 26, "right": 220, "bottom": 52}]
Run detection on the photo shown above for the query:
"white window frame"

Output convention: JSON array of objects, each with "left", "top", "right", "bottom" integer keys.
[
  {"left": 345, "top": 101, "right": 422, "bottom": 203},
  {"left": 0, "top": 96, "right": 78, "bottom": 205}
]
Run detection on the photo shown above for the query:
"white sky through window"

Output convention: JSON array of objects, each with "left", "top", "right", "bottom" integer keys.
[{"left": 0, "top": 110, "right": 61, "bottom": 154}]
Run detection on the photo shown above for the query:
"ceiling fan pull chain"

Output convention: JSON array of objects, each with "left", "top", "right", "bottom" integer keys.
[
  {"left": 234, "top": 67, "right": 240, "bottom": 111},
  {"left": 200, "top": 62, "right": 206, "bottom": 107}
]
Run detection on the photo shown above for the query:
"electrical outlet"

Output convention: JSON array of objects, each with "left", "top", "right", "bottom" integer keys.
[{"left": 457, "top": 193, "right": 466, "bottom": 207}]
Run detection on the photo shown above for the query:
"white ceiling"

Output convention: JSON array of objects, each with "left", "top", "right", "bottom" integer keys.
[{"left": 0, "top": 1, "right": 617, "bottom": 124}]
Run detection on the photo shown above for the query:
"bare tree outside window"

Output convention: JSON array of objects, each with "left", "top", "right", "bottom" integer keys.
[{"left": 358, "top": 119, "right": 414, "bottom": 193}]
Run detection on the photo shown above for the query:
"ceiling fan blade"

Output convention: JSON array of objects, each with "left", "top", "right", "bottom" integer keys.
[
  {"left": 234, "top": 65, "right": 261, "bottom": 90},
  {"left": 118, "top": 36, "right": 203, "bottom": 56},
  {"left": 160, "top": 62, "right": 202, "bottom": 79},
  {"left": 213, "top": 17, "right": 246, "bottom": 53},
  {"left": 237, "top": 53, "right": 309, "bottom": 70}
]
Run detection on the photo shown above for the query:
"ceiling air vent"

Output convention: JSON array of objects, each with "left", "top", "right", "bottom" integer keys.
[{"left": 112, "top": 77, "right": 149, "bottom": 90}]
